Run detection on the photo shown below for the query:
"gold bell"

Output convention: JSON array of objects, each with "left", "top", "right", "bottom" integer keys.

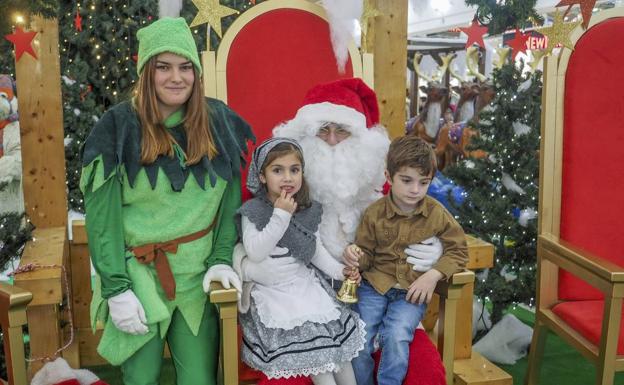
[
  {"left": 337, "top": 245, "right": 362, "bottom": 303},
  {"left": 337, "top": 278, "right": 359, "bottom": 303}
]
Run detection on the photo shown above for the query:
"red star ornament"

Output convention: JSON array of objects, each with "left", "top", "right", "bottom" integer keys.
[
  {"left": 556, "top": 0, "right": 597, "bottom": 29},
  {"left": 4, "top": 26, "right": 38, "bottom": 61},
  {"left": 460, "top": 17, "right": 488, "bottom": 49},
  {"left": 508, "top": 29, "right": 530, "bottom": 60},
  {"left": 74, "top": 12, "right": 83, "bottom": 32}
]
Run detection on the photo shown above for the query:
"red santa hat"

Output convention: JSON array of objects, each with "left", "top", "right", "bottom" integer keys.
[{"left": 274, "top": 78, "right": 381, "bottom": 139}]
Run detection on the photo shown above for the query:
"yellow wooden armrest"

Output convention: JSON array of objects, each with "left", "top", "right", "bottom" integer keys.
[
  {"left": 466, "top": 235, "right": 495, "bottom": 270},
  {"left": 208, "top": 281, "right": 239, "bottom": 304},
  {"left": 0, "top": 282, "right": 32, "bottom": 327},
  {"left": 435, "top": 270, "right": 475, "bottom": 298},
  {"left": 539, "top": 234, "right": 624, "bottom": 285},
  {"left": 0, "top": 282, "right": 32, "bottom": 385}
]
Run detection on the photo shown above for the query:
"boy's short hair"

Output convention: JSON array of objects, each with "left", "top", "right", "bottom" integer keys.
[{"left": 386, "top": 136, "right": 437, "bottom": 178}]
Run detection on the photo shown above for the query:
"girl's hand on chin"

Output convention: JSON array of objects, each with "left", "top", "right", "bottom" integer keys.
[{"left": 274, "top": 189, "right": 297, "bottom": 214}]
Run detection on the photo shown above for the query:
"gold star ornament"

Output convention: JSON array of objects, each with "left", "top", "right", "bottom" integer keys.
[
  {"left": 537, "top": 9, "right": 581, "bottom": 54},
  {"left": 359, "top": 1, "right": 382, "bottom": 40},
  {"left": 190, "top": 0, "right": 238, "bottom": 37}
]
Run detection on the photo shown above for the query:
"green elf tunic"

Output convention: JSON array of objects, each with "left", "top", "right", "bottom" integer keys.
[{"left": 80, "top": 97, "right": 253, "bottom": 366}]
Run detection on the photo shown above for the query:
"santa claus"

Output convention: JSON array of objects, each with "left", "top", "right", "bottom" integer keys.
[{"left": 237, "top": 78, "right": 447, "bottom": 385}]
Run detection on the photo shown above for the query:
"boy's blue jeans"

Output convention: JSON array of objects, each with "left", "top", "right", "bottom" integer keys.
[{"left": 352, "top": 280, "right": 427, "bottom": 385}]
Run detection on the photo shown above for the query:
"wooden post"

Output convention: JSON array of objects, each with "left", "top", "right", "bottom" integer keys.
[
  {"left": 364, "top": 0, "right": 407, "bottom": 139},
  {"left": 209, "top": 283, "right": 239, "bottom": 385},
  {"left": 14, "top": 15, "right": 67, "bottom": 229},
  {"left": 12, "top": 15, "right": 69, "bottom": 377},
  {"left": 67, "top": 221, "right": 93, "bottom": 367}
]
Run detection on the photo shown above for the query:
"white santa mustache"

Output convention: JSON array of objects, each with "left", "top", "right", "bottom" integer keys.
[{"left": 297, "top": 129, "right": 389, "bottom": 204}]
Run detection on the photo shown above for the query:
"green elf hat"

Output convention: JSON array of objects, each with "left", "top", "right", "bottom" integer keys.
[{"left": 136, "top": 17, "right": 202, "bottom": 75}]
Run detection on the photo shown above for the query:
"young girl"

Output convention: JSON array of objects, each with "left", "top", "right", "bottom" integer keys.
[{"left": 238, "top": 137, "right": 365, "bottom": 385}]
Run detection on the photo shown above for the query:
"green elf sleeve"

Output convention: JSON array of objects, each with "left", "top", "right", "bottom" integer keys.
[
  {"left": 81, "top": 159, "right": 132, "bottom": 299},
  {"left": 205, "top": 176, "right": 241, "bottom": 269}
]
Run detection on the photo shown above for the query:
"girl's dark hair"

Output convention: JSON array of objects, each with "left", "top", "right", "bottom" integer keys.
[{"left": 260, "top": 142, "right": 311, "bottom": 211}]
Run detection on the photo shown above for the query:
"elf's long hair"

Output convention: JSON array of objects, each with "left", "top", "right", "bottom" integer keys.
[{"left": 133, "top": 56, "right": 217, "bottom": 165}]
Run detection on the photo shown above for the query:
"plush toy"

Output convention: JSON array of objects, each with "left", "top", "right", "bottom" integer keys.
[
  {"left": 30, "top": 358, "right": 109, "bottom": 385},
  {"left": 0, "top": 74, "right": 24, "bottom": 215},
  {"left": 0, "top": 74, "right": 18, "bottom": 148}
]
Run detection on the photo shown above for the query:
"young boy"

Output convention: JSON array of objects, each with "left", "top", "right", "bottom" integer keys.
[{"left": 345, "top": 135, "right": 468, "bottom": 385}]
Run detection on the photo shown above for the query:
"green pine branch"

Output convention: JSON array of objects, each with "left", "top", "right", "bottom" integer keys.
[{"left": 465, "top": 0, "right": 543, "bottom": 35}]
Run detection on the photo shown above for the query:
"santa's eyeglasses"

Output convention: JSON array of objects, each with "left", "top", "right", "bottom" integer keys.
[{"left": 317, "top": 123, "right": 351, "bottom": 140}]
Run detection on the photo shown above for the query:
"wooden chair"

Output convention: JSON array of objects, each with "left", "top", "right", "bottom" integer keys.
[
  {"left": 524, "top": 7, "right": 624, "bottom": 385},
  {"left": 204, "top": 4, "right": 476, "bottom": 385}
]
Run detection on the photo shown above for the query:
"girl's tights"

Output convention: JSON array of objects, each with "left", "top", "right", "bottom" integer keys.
[{"left": 311, "top": 362, "right": 356, "bottom": 385}]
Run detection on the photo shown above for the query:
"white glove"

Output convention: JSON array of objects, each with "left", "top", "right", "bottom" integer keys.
[
  {"left": 107, "top": 290, "right": 149, "bottom": 335},
  {"left": 203, "top": 264, "right": 242, "bottom": 295},
  {"left": 242, "top": 254, "right": 301, "bottom": 286},
  {"left": 405, "top": 236, "right": 443, "bottom": 272}
]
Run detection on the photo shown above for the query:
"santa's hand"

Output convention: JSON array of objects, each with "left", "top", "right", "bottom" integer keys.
[
  {"left": 108, "top": 290, "right": 149, "bottom": 335},
  {"left": 242, "top": 254, "right": 300, "bottom": 286},
  {"left": 203, "top": 264, "right": 242, "bottom": 297},
  {"left": 405, "top": 237, "right": 442, "bottom": 272}
]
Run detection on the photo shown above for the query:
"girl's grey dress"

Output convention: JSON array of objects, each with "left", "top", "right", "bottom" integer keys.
[{"left": 238, "top": 195, "right": 365, "bottom": 379}]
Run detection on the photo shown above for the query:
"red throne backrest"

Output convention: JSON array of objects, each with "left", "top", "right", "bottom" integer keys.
[
  {"left": 222, "top": 8, "right": 355, "bottom": 201},
  {"left": 558, "top": 17, "right": 624, "bottom": 301}
]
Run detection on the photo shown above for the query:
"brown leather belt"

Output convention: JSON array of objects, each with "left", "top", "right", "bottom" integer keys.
[{"left": 131, "top": 218, "right": 218, "bottom": 300}]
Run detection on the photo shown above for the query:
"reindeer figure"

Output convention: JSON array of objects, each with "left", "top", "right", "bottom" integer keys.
[
  {"left": 436, "top": 48, "right": 492, "bottom": 169},
  {"left": 408, "top": 53, "right": 452, "bottom": 145},
  {"left": 453, "top": 80, "right": 481, "bottom": 123}
]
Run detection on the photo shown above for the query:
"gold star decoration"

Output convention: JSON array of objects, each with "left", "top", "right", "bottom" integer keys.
[
  {"left": 359, "top": 1, "right": 382, "bottom": 41},
  {"left": 190, "top": 0, "right": 238, "bottom": 38},
  {"left": 536, "top": 9, "right": 581, "bottom": 55}
]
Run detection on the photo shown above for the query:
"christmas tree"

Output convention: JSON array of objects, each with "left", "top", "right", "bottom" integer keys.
[
  {"left": 444, "top": 63, "right": 542, "bottom": 323},
  {"left": 57, "top": 1, "right": 160, "bottom": 212}
]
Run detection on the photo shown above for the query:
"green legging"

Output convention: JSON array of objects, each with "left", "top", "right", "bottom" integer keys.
[{"left": 121, "top": 301, "right": 219, "bottom": 385}]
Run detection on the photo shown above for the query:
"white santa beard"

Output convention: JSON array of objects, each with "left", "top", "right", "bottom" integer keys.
[{"left": 298, "top": 129, "right": 389, "bottom": 259}]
